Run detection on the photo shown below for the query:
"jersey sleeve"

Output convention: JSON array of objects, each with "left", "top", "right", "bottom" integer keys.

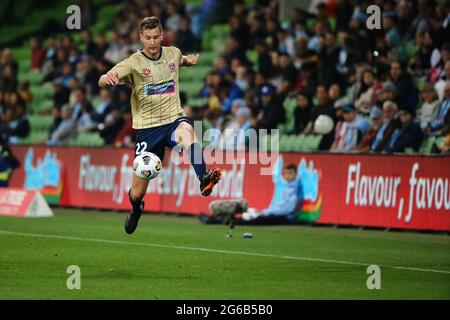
[
  {"left": 172, "top": 47, "right": 183, "bottom": 66},
  {"left": 110, "top": 57, "right": 133, "bottom": 85}
]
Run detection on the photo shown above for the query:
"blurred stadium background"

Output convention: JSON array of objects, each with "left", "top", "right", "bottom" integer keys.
[{"left": 0, "top": 0, "right": 449, "bottom": 300}]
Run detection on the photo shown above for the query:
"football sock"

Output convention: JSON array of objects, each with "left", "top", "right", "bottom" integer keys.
[
  {"left": 188, "top": 142, "right": 207, "bottom": 181},
  {"left": 128, "top": 189, "right": 143, "bottom": 214}
]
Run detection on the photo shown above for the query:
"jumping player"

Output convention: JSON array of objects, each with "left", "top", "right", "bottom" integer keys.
[{"left": 98, "top": 16, "right": 221, "bottom": 234}]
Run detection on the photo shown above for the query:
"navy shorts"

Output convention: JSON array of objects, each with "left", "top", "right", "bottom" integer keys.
[{"left": 135, "top": 117, "right": 191, "bottom": 161}]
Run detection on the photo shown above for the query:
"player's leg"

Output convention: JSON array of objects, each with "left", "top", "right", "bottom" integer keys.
[
  {"left": 125, "top": 130, "right": 164, "bottom": 235},
  {"left": 174, "top": 121, "right": 221, "bottom": 196},
  {"left": 124, "top": 171, "right": 149, "bottom": 234}
]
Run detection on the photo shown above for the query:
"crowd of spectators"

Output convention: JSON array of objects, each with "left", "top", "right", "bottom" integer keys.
[
  {"left": 196, "top": 0, "right": 450, "bottom": 154},
  {"left": 0, "top": 0, "right": 449, "bottom": 154},
  {"left": 0, "top": 0, "right": 200, "bottom": 147}
]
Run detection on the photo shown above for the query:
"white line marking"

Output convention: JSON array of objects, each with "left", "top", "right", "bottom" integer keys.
[{"left": 0, "top": 230, "right": 449, "bottom": 275}]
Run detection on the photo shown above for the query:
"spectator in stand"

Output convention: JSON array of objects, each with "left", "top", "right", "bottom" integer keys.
[
  {"left": 229, "top": 14, "right": 249, "bottom": 47},
  {"left": 93, "top": 33, "right": 109, "bottom": 62},
  {"left": 304, "top": 85, "right": 335, "bottom": 149},
  {"left": 354, "top": 68, "right": 378, "bottom": 115},
  {"left": 49, "top": 106, "right": 62, "bottom": 138},
  {"left": 390, "top": 60, "right": 418, "bottom": 110},
  {"left": 80, "top": 31, "right": 97, "bottom": 57},
  {"left": 331, "top": 104, "right": 369, "bottom": 152},
  {"left": 293, "top": 92, "right": 312, "bottom": 134},
  {"left": 30, "top": 37, "right": 46, "bottom": 72},
  {"left": 256, "top": 85, "right": 285, "bottom": 131},
  {"left": 219, "top": 107, "right": 252, "bottom": 150},
  {"left": 76, "top": 102, "right": 98, "bottom": 133},
  {"left": 224, "top": 35, "right": 249, "bottom": 67},
  {"left": 19, "top": 81, "right": 33, "bottom": 105},
  {"left": 0, "top": 65, "right": 18, "bottom": 93},
  {"left": 114, "top": 107, "right": 135, "bottom": 148},
  {"left": 0, "top": 97, "right": 30, "bottom": 145},
  {"left": 52, "top": 78, "right": 70, "bottom": 109},
  {"left": 387, "top": 106, "right": 423, "bottom": 152},
  {"left": 58, "top": 62, "right": 75, "bottom": 88},
  {"left": 383, "top": 11, "right": 407, "bottom": 63},
  {"left": 435, "top": 61, "right": 450, "bottom": 100},
  {"left": 93, "top": 88, "right": 114, "bottom": 123},
  {"left": 104, "top": 32, "right": 127, "bottom": 65},
  {"left": 418, "top": 83, "right": 440, "bottom": 130},
  {"left": 410, "top": 31, "right": 435, "bottom": 78},
  {"left": 396, "top": 0, "right": 415, "bottom": 40},
  {"left": 0, "top": 136, "right": 20, "bottom": 187},
  {"left": 356, "top": 107, "right": 384, "bottom": 152},
  {"left": 47, "top": 104, "right": 77, "bottom": 146},
  {"left": 255, "top": 41, "right": 274, "bottom": 78},
  {"left": 97, "top": 105, "right": 125, "bottom": 145},
  {"left": 274, "top": 53, "right": 298, "bottom": 94},
  {"left": 330, "top": 104, "right": 348, "bottom": 152},
  {"left": 175, "top": 16, "right": 195, "bottom": 53},
  {"left": 165, "top": 1, "right": 182, "bottom": 32},
  {"left": 371, "top": 100, "right": 401, "bottom": 152},
  {"left": 429, "top": 82, "right": 450, "bottom": 136},
  {"left": 0, "top": 49, "right": 18, "bottom": 76}
]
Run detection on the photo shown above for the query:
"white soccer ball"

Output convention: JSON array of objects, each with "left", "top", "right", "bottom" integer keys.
[
  {"left": 133, "top": 152, "right": 162, "bottom": 180},
  {"left": 314, "top": 115, "right": 334, "bottom": 135}
]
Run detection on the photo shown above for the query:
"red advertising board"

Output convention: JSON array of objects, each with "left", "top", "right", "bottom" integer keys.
[{"left": 8, "top": 146, "right": 450, "bottom": 231}]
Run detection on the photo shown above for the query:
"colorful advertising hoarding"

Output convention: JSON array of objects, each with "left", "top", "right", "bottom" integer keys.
[{"left": 8, "top": 146, "right": 450, "bottom": 231}]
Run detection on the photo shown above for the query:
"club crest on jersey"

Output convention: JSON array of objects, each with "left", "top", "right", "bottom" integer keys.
[
  {"left": 168, "top": 62, "right": 176, "bottom": 73},
  {"left": 142, "top": 67, "right": 151, "bottom": 77}
]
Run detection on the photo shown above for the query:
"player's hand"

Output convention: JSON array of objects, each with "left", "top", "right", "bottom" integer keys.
[
  {"left": 105, "top": 71, "right": 119, "bottom": 86},
  {"left": 185, "top": 54, "right": 199, "bottom": 65}
]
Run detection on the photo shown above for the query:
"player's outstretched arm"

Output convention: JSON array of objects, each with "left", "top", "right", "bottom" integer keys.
[
  {"left": 98, "top": 71, "right": 120, "bottom": 88},
  {"left": 180, "top": 54, "right": 199, "bottom": 67}
]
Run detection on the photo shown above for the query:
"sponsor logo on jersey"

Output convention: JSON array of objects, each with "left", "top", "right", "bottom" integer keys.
[
  {"left": 144, "top": 80, "right": 176, "bottom": 96},
  {"left": 168, "top": 62, "right": 176, "bottom": 73},
  {"left": 142, "top": 67, "right": 151, "bottom": 77}
]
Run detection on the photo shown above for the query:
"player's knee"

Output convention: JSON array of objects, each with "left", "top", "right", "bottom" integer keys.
[{"left": 130, "top": 185, "right": 146, "bottom": 201}]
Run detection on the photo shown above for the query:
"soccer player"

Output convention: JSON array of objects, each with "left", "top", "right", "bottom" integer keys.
[{"left": 98, "top": 16, "right": 221, "bottom": 234}]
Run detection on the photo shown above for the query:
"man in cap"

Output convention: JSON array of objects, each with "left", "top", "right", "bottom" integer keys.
[
  {"left": 356, "top": 107, "right": 383, "bottom": 151},
  {"left": 387, "top": 106, "right": 423, "bottom": 152}
]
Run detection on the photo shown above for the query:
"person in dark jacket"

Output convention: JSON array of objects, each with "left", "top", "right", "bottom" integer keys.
[
  {"left": 390, "top": 60, "right": 418, "bottom": 110},
  {"left": 293, "top": 92, "right": 312, "bottom": 134},
  {"left": 0, "top": 136, "right": 20, "bottom": 187},
  {"left": 387, "top": 106, "right": 423, "bottom": 152},
  {"left": 256, "top": 85, "right": 286, "bottom": 131},
  {"left": 371, "top": 100, "right": 401, "bottom": 152}
]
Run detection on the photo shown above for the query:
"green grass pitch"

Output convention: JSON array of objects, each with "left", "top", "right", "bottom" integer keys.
[{"left": 0, "top": 208, "right": 449, "bottom": 299}]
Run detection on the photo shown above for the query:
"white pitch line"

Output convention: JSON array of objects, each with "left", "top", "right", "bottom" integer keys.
[{"left": 0, "top": 230, "right": 449, "bottom": 275}]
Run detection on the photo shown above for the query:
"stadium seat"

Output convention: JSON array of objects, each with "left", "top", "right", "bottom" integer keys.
[
  {"left": 280, "top": 97, "right": 297, "bottom": 134},
  {"left": 419, "top": 137, "right": 436, "bottom": 154},
  {"left": 69, "top": 132, "right": 104, "bottom": 147},
  {"left": 198, "top": 51, "right": 219, "bottom": 65},
  {"left": 28, "top": 115, "right": 53, "bottom": 132}
]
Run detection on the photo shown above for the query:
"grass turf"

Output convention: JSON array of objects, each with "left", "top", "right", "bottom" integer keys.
[{"left": 0, "top": 208, "right": 449, "bottom": 299}]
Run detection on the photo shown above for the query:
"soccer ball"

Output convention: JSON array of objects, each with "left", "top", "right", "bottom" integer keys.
[
  {"left": 314, "top": 115, "right": 334, "bottom": 135},
  {"left": 133, "top": 152, "right": 162, "bottom": 180}
]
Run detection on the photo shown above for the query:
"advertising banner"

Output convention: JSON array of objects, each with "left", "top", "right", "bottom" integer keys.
[
  {"left": 8, "top": 146, "right": 450, "bottom": 231},
  {"left": 0, "top": 188, "right": 53, "bottom": 217}
]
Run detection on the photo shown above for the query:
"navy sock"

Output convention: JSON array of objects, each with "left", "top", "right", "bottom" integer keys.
[
  {"left": 188, "top": 142, "right": 207, "bottom": 180},
  {"left": 128, "top": 189, "right": 143, "bottom": 213}
]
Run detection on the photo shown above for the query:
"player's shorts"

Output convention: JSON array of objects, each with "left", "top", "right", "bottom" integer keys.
[{"left": 135, "top": 116, "right": 191, "bottom": 160}]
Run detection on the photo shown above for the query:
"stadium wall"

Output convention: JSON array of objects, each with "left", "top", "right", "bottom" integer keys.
[{"left": 8, "top": 146, "right": 450, "bottom": 231}]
